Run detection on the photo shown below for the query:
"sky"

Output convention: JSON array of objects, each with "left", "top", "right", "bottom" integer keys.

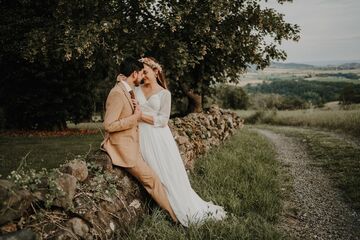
[{"left": 262, "top": 0, "right": 360, "bottom": 65}]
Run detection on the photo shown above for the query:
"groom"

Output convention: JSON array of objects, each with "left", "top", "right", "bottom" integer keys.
[{"left": 101, "top": 57, "right": 177, "bottom": 222}]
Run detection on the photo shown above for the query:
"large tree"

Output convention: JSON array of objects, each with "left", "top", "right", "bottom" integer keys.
[
  {"left": 143, "top": 0, "right": 300, "bottom": 112},
  {"left": 0, "top": 0, "right": 299, "bottom": 129},
  {"left": 0, "top": 0, "right": 123, "bottom": 129}
]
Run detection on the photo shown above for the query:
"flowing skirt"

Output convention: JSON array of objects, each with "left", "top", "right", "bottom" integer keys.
[{"left": 139, "top": 122, "right": 226, "bottom": 226}]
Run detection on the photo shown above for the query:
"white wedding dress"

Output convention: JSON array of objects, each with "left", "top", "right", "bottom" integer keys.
[{"left": 134, "top": 86, "right": 226, "bottom": 227}]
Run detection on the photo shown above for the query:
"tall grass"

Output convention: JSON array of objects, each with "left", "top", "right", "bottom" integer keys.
[
  {"left": 120, "top": 128, "right": 286, "bottom": 239},
  {"left": 242, "top": 109, "right": 360, "bottom": 138}
]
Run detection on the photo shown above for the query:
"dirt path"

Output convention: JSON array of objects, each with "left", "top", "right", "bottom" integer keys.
[{"left": 254, "top": 128, "right": 360, "bottom": 240}]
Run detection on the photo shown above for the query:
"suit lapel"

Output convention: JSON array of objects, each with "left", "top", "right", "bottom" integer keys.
[{"left": 117, "top": 82, "right": 134, "bottom": 112}]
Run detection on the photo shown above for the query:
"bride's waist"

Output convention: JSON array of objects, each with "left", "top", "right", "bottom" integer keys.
[{"left": 139, "top": 122, "right": 169, "bottom": 129}]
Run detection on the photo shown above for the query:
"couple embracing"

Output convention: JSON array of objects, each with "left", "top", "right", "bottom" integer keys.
[{"left": 101, "top": 57, "right": 226, "bottom": 227}]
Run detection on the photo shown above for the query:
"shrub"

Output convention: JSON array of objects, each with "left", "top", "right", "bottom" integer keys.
[
  {"left": 214, "top": 84, "right": 249, "bottom": 110},
  {"left": 249, "top": 93, "right": 309, "bottom": 110}
]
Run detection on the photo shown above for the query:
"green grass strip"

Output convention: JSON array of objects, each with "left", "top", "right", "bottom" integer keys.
[{"left": 121, "top": 128, "right": 285, "bottom": 240}]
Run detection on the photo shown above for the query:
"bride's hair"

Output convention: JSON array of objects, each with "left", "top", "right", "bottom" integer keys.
[{"left": 139, "top": 57, "right": 168, "bottom": 89}]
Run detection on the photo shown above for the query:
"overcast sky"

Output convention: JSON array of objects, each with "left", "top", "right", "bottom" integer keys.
[{"left": 262, "top": 0, "right": 360, "bottom": 64}]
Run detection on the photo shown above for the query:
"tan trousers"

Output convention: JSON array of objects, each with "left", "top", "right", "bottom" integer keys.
[{"left": 126, "top": 159, "right": 178, "bottom": 222}]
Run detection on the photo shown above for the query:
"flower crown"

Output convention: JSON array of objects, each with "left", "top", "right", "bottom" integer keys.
[{"left": 138, "top": 57, "right": 163, "bottom": 73}]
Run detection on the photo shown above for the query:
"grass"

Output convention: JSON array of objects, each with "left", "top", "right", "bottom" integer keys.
[
  {"left": 257, "top": 125, "right": 360, "bottom": 212},
  {"left": 0, "top": 133, "right": 103, "bottom": 177},
  {"left": 119, "top": 128, "right": 286, "bottom": 239},
  {"left": 67, "top": 122, "right": 104, "bottom": 130},
  {"left": 240, "top": 108, "right": 360, "bottom": 138},
  {"left": 0, "top": 126, "right": 286, "bottom": 238}
]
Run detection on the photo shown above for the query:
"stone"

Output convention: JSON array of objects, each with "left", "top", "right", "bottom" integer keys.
[
  {"left": 52, "top": 230, "right": 77, "bottom": 240},
  {"left": 0, "top": 180, "right": 15, "bottom": 198},
  {"left": 226, "top": 117, "right": 234, "bottom": 128},
  {"left": 0, "top": 229, "right": 38, "bottom": 240},
  {"left": 96, "top": 210, "right": 112, "bottom": 230},
  {"left": 67, "top": 217, "right": 89, "bottom": 238},
  {"left": 0, "top": 223, "right": 17, "bottom": 233},
  {"left": 129, "top": 199, "right": 141, "bottom": 209},
  {"left": 60, "top": 159, "right": 88, "bottom": 182},
  {"left": 111, "top": 167, "right": 127, "bottom": 179},
  {"left": 0, "top": 180, "right": 33, "bottom": 225},
  {"left": 175, "top": 136, "right": 189, "bottom": 145},
  {"left": 53, "top": 173, "right": 77, "bottom": 209},
  {"left": 86, "top": 150, "right": 113, "bottom": 172}
]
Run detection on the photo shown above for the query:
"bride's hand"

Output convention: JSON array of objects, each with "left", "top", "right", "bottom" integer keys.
[{"left": 134, "top": 107, "right": 142, "bottom": 120}]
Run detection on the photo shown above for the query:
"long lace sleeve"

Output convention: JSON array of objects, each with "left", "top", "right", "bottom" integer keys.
[{"left": 154, "top": 90, "right": 171, "bottom": 128}]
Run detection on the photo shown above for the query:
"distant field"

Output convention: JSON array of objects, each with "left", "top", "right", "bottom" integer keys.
[
  {"left": 239, "top": 108, "right": 360, "bottom": 138},
  {"left": 259, "top": 67, "right": 360, "bottom": 75},
  {"left": 241, "top": 68, "right": 360, "bottom": 86}
]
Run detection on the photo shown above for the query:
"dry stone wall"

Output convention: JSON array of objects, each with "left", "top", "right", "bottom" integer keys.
[{"left": 0, "top": 106, "right": 243, "bottom": 239}]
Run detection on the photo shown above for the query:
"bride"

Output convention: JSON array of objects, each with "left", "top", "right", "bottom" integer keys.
[{"left": 134, "top": 57, "right": 226, "bottom": 226}]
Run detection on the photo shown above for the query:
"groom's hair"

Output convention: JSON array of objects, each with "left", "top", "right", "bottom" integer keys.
[{"left": 119, "top": 57, "right": 144, "bottom": 77}]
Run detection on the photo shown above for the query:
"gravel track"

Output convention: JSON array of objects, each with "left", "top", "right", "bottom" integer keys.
[{"left": 254, "top": 128, "right": 360, "bottom": 240}]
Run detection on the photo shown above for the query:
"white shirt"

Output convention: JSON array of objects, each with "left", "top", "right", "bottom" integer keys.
[{"left": 121, "top": 80, "right": 132, "bottom": 92}]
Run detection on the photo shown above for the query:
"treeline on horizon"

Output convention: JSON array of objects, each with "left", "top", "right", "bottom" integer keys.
[
  {"left": 313, "top": 72, "right": 360, "bottom": 80},
  {"left": 245, "top": 80, "right": 360, "bottom": 107}
]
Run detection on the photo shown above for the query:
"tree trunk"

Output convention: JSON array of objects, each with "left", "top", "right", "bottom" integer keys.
[
  {"left": 186, "top": 90, "right": 202, "bottom": 113},
  {"left": 179, "top": 64, "right": 205, "bottom": 113},
  {"left": 52, "top": 119, "right": 67, "bottom": 131},
  {"left": 179, "top": 81, "right": 203, "bottom": 113}
]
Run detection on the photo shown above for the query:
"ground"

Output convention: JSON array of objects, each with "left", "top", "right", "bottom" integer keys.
[{"left": 254, "top": 126, "right": 360, "bottom": 240}]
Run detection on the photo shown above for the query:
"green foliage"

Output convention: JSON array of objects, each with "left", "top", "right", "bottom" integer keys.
[
  {"left": 0, "top": 0, "right": 299, "bottom": 129},
  {"left": 244, "top": 110, "right": 267, "bottom": 124},
  {"left": 0, "top": 58, "right": 101, "bottom": 130},
  {"left": 249, "top": 93, "right": 309, "bottom": 110},
  {"left": 315, "top": 72, "right": 360, "bottom": 80},
  {"left": 84, "top": 161, "right": 120, "bottom": 200},
  {"left": 145, "top": 0, "right": 300, "bottom": 112},
  {"left": 8, "top": 167, "right": 67, "bottom": 208},
  {"left": 214, "top": 85, "right": 249, "bottom": 109},
  {"left": 243, "top": 110, "right": 279, "bottom": 124},
  {"left": 246, "top": 80, "right": 360, "bottom": 106},
  {"left": 340, "top": 85, "right": 360, "bottom": 105}
]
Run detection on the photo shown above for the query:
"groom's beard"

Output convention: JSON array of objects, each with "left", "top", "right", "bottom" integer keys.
[{"left": 134, "top": 78, "right": 143, "bottom": 87}]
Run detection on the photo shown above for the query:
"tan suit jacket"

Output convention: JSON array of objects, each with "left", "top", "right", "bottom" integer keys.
[
  {"left": 101, "top": 81, "right": 140, "bottom": 168},
  {"left": 100, "top": 81, "right": 178, "bottom": 222}
]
